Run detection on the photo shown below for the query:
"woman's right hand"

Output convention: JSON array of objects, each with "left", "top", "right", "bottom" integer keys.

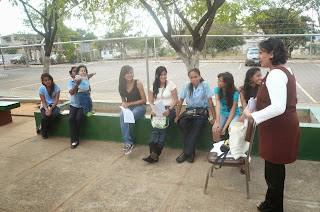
[
  {"left": 151, "top": 111, "right": 156, "bottom": 116},
  {"left": 174, "top": 117, "right": 179, "bottom": 124},
  {"left": 212, "top": 122, "right": 221, "bottom": 133}
]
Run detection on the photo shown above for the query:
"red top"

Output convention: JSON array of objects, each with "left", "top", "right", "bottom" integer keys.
[{"left": 256, "top": 66, "right": 300, "bottom": 164}]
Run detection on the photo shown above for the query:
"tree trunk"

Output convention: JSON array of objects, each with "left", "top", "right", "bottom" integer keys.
[
  {"left": 43, "top": 56, "right": 50, "bottom": 73},
  {"left": 178, "top": 50, "right": 200, "bottom": 71},
  {"left": 24, "top": 48, "right": 30, "bottom": 67}
]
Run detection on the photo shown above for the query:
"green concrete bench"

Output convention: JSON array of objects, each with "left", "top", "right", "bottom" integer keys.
[
  {"left": 34, "top": 111, "right": 228, "bottom": 151},
  {"left": 0, "top": 101, "right": 20, "bottom": 126},
  {"left": 34, "top": 105, "right": 320, "bottom": 161}
]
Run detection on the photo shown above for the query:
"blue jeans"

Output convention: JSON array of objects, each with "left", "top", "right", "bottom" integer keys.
[
  {"left": 149, "top": 109, "right": 176, "bottom": 148},
  {"left": 78, "top": 91, "right": 92, "bottom": 115},
  {"left": 220, "top": 114, "right": 240, "bottom": 129},
  {"left": 120, "top": 105, "right": 146, "bottom": 144}
]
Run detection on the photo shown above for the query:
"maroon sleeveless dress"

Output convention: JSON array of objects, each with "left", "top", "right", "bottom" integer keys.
[{"left": 256, "top": 66, "right": 300, "bottom": 164}]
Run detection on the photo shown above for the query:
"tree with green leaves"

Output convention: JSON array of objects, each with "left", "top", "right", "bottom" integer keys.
[
  {"left": 131, "top": 0, "right": 225, "bottom": 70},
  {"left": 251, "top": 7, "right": 313, "bottom": 57},
  {"left": 10, "top": 0, "right": 105, "bottom": 73},
  {"left": 232, "top": 0, "right": 314, "bottom": 57}
]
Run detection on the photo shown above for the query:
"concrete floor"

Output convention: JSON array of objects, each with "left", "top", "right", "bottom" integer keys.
[{"left": 0, "top": 116, "right": 319, "bottom": 212}]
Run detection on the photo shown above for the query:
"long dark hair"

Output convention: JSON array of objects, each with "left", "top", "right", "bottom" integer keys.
[
  {"left": 188, "top": 68, "right": 204, "bottom": 98},
  {"left": 153, "top": 66, "right": 167, "bottom": 100},
  {"left": 241, "top": 68, "right": 261, "bottom": 102},
  {"left": 259, "top": 37, "right": 288, "bottom": 65},
  {"left": 218, "top": 72, "right": 236, "bottom": 111},
  {"left": 41, "top": 73, "right": 55, "bottom": 97},
  {"left": 76, "top": 65, "right": 88, "bottom": 74},
  {"left": 119, "top": 65, "right": 133, "bottom": 97}
]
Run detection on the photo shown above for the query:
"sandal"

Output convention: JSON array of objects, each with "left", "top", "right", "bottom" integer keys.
[{"left": 257, "top": 201, "right": 271, "bottom": 212}]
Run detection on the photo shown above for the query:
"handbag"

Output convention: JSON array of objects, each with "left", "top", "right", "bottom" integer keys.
[
  {"left": 214, "top": 140, "right": 230, "bottom": 169},
  {"left": 228, "top": 122, "right": 249, "bottom": 160},
  {"left": 177, "top": 107, "right": 208, "bottom": 123},
  {"left": 151, "top": 116, "right": 169, "bottom": 129}
]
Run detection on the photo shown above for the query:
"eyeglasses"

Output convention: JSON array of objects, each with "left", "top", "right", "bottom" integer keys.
[{"left": 218, "top": 79, "right": 224, "bottom": 82}]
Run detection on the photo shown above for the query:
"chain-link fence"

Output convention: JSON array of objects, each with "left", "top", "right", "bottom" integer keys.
[{"left": 0, "top": 34, "right": 319, "bottom": 104}]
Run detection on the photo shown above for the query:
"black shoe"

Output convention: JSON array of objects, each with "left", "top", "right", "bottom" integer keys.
[
  {"left": 42, "top": 135, "right": 48, "bottom": 139},
  {"left": 71, "top": 141, "right": 79, "bottom": 149},
  {"left": 176, "top": 152, "right": 187, "bottom": 163},
  {"left": 240, "top": 168, "right": 245, "bottom": 175},
  {"left": 187, "top": 154, "right": 195, "bottom": 163},
  {"left": 257, "top": 201, "right": 271, "bottom": 212},
  {"left": 36, "top": 124, "right": 42, "bottom": 133}
]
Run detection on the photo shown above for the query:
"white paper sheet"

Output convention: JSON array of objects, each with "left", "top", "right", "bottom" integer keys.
[
  {"left": 244, "top": 97, "right": 257, "bottom": 127},
  {"left": 119, "top": 106, "right": 135, "bottom": 123},
  {"left": 61, "top": 110, "right": 70, "bottom": 115},
  {"left": 150, "top": 101, "right": 166, "bottom": 117}
]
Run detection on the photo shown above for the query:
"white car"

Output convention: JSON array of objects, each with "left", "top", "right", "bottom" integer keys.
[
  {"left": 245, "top": 48, "right": 260, "bottom": 66},
  {"left": 50, "top": 54, "right": 66, "bottom": 63}
]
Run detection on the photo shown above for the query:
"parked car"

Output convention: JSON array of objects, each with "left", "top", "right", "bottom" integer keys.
[
  {"left": 11, "top": 55, "right": 26, "bottom": 64},
  {"left": 51, "top": 54, "right": 67, "bottom": 64},
  {"left": 245, "top": 48, "right": 260, "bottom": 66}
]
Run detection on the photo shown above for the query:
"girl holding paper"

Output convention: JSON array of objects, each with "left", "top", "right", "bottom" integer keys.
[
  {"left": 238, "top": 67, "right": 262, "bottom": 122},
  {"left": 119, "top": 65, "right": 147, "bottom": 154},
  {"left": 143, "top": 66, "right": 178, "bottom": 163}
]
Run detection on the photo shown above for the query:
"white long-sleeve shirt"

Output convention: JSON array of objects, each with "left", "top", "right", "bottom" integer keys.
[{"left": 252, "top": 67, "right": 293, "bottom": 125}]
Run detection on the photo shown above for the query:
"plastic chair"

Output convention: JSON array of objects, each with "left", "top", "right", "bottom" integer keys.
[{"left": 204, "top": 119, "right": 256, "bottom": 199}]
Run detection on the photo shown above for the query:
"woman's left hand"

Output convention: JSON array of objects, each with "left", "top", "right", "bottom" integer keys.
[
  {"left": 45, "top": 108, "right": 52, "bottom": 117},
  {"left": 209, "top": 119, "right": 215, "bottom": 125},
  {"left": 162, "top": 109, "right": 170, "bottom": 116},
  {"left": 243, "top": 108, "right": 253, "bottom": 119}
]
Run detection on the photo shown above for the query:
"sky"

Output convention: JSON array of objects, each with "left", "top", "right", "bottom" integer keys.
[
  {"left": 0, "top": 0, "right": 161, "bottom": 39},
  {"left": 0, "top": 1, "right": 318, "bottom": 39}
]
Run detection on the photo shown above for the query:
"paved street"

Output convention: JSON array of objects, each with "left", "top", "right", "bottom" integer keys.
[{"left": 0, "top": 60, "right": 319, "bottom": 104}]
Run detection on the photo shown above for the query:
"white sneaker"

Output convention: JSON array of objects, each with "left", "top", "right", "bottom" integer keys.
[{"left": 125, "top": 144, "right": 134, "bottom": 154}]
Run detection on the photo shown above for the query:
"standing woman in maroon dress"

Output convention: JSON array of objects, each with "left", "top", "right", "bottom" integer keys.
[{"left": 244, "top": 37, "right": 300, "bottom": 212}]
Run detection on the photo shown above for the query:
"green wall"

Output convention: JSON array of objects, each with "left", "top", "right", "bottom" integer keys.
[{"left": 35, "top": 110, "right": 320, "bottom": 161}]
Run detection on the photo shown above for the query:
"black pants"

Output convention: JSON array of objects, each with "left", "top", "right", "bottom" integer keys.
[
  {"left": 41, "top": 107, "right": 60, "bottom": 137},
  {"left": 178, "top": 116, "right": 206, "bottom": 156},
  {"left": 264, "top": 160, "right": 286, "bottom": 212},
  {"left": 69, "top": 106, "right": 84, "bottom": 143}
]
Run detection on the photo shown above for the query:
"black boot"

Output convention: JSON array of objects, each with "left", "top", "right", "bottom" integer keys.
[{"left": 143, "top": 143, "right": 159, "bottom": 163}]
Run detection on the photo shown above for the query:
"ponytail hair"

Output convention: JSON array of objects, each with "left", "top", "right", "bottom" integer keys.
[{"left": 188, "top": 68, "right": 204, "bottom": 98}]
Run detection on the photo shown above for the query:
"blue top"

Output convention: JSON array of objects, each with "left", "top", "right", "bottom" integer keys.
[
  {"left": 68, "top": 78, "right": 81, "bottom": 108},
  {"left": 178, "top": 81, "right": 214, "bottom": 108},
  {"left": 75, "top": 74, "right": 89, "bottom": 91},
  {"left": 214, "top": 87, "right": 240, "bottom": 116},
  {"left": 38, "top": 84, "right": 61, "bottom": 109}
]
